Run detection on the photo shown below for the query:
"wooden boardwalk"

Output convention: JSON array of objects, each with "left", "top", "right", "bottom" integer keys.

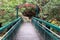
[{"left": 10, "top": 22, "right": 44, "bottom": 40}]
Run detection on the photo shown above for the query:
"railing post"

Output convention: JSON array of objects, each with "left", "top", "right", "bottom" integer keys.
[{"left": 16, "top": 6, "right": 19, "bottom": 18}]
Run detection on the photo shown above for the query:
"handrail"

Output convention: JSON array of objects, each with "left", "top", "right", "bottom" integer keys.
[
  {"left": 32, "top": 17, "right": 60, "bottom": 32},
  {"left": 32, "top": 18, "right": 60, "bottom": 40},
  {"left": 2, "top": 17, "right": 23, "bottom": 40},
  {"left": 0, "top": 17, "right": 21, "bottom": 32},
  {"left": 41, "top": 23, "right": 60, "bottom": 38}
]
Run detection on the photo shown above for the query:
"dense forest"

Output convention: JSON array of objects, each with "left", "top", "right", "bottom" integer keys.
[{"left": 0, "top": 0, "right": 60, "bottom": 27}]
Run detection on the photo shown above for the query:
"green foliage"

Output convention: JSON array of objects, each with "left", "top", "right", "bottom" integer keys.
[
  {"left": 0, "top": 0, "right": 60, "bottom": 26},
  {"left": 0, "top": 0, "right": 24, "bottom": 25},
  {"left": 42, "top": 0, "right": 60, "bottom": 21}
]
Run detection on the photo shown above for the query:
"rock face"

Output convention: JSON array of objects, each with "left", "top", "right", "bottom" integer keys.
[{"left": 22, "top": 9, "right": 36, "bottom": 19}]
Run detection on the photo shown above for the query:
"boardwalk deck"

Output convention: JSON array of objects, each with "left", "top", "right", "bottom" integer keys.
[{"left": 8, "top": 22, "right": 44, "bottom": 40}]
